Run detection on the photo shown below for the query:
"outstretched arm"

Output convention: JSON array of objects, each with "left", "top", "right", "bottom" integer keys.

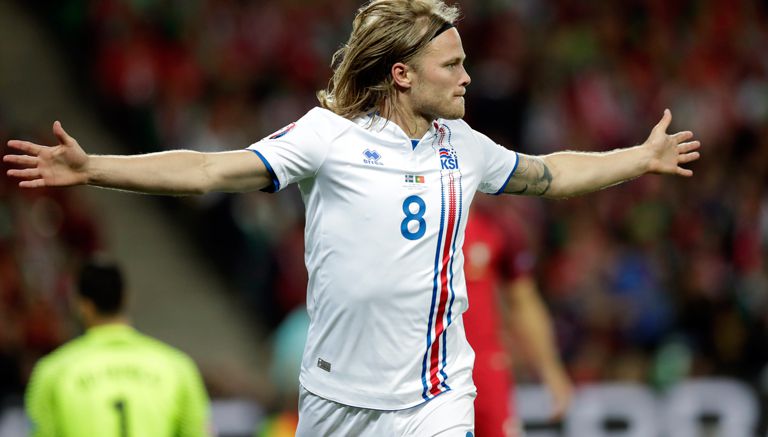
[
  {"left": 507, "top": 276, "right": 573, "bottom": 420},
  {"left": 4, "top": 121, "right": 271, "bottom": 195},
  {"left": 504, "top": 109, "right": 701, "bottom": 198}
]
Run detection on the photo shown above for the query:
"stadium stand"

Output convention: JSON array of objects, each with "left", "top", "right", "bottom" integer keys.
[{"left": 1, "top": 0, "right": 766, "bottom": 434}]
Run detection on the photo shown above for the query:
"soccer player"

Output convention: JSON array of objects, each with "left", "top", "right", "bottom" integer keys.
[
  {"left": 5, "top": 0, "right": 700, "bottom": 434},
  {"left": 25, "top": 260, "right": 211, "bottom": 437},
  {"left": 463, "top": 199, "right": 572, "bottom": 437}
]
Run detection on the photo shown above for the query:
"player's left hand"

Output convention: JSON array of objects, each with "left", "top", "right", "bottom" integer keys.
[
  {"left": 644, "top": 109, "right": 701, "bottom": 177},
  {"left": 542, "top": 364, "right": 573, "bottom": 420}
]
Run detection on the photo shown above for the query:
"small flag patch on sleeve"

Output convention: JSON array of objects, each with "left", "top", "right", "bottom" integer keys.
[{"left": 405, "top": 174, "right": 425, "bottom": 184}]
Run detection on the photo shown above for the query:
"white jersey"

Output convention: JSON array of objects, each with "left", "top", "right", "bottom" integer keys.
[{"left": 247, "top": 107, "right": 519, "bottom": 409}]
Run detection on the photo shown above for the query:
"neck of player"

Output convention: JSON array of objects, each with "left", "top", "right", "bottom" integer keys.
[
  {"left": 87, "top": 314, "right": 130, "bottom": 329},
  {"left": 381, "top": 101, "right": 433, "bottom": 139}
]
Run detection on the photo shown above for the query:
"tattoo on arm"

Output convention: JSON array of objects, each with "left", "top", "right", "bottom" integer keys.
[{"left": 505, "top": 155, "right": 553, "bottom": 196}]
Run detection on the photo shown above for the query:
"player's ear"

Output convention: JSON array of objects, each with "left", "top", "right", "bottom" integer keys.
[
  {"left": 76, "top": 297, "right": 96, "bottom": 325},
  {"left": 391, "top": 62, "right": 412, "bottom": 89}
]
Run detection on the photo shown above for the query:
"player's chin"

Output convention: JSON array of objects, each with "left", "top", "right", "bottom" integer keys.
[{"left": 440, "top": 102, "right": 465, "bottom": 120}]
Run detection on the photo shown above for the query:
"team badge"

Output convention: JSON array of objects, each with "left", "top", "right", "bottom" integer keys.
[{"left": 439, "top": 147, "right": 459, "bottom": 170}]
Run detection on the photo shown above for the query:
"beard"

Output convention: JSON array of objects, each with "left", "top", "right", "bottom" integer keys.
[
  {"left": 440, "top": 98, "right": 465, "bottom": 120},
  {"left": 418, "top": 96, "right": 465, "bottom": 121}
]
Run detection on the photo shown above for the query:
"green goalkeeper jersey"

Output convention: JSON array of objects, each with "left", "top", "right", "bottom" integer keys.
[{"left": 25, "top": 324, "right": 211, "bottom": 437}]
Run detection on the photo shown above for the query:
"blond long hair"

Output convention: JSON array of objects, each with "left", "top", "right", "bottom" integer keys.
[{"left": 317, "top": 0, "right": 459, "bottom": 120}]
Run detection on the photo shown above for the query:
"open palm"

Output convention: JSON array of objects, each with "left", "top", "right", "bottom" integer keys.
[
  {"left": 644, "top": 109, "right": 701, "bottom": 177},
  {"left": 4, "top": 121, "right": 89, "bottom": 188}
]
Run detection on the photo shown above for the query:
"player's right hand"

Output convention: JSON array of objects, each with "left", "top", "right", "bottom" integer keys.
[
  {"left": 643, "top": 109, "right": 700, "bottom": 177},
  {"left": 4, "top": 121, "right": 89, "bottom": 188}
]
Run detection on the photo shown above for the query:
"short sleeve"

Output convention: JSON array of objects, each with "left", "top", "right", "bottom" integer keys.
[
  {"left": 246, "top": 108, "right": 331, "bottom": 193},
  {"left": 471, "top": 129, "right": 519, "bottom": 195}
]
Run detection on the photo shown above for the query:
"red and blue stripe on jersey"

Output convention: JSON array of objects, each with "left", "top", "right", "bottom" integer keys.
[{"left": 422, "top": 124, "right": 463, "bottom": 400}]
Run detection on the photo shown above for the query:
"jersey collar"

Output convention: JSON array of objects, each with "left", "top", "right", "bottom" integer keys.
[
  {"left": 85, "top": 323, "right": 135, "bottom": 338},
  {"left": 355, "top": 112, "right": 441, "bottom": 147}
]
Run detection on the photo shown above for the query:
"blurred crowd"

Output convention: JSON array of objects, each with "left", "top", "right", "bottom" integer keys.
[
  {"left": 2, "top": 0, "right": 767, "bottom": 423},
  {"left": 0, "top": 113, "right": 104, "bottom": 400}
]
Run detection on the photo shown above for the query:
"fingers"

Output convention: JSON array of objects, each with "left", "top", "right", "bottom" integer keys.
[
  {"left": 5, "top": 141, "right": 45, "bottom": 189},
  {"left": 18, "top": 179, "right": 46, "bottom": 188},
  {"left": 677, "top": 140, "right": 700, "bottom": 169},
  {"left": 654, "top": 108, "right": 672, "bottom": 133},
  {"left": 6, "top": 140, "right": 43, "bottom": 156},
  {"left": 3, "top": 154, "right": 38, "bottom": 166},
  {"left": 53, "top": 120, "right": 72, "bottom": 145},
  {"left": 677, "top": 140, "right": 700, "bottom": 153},
  {"left": 679, "top": 150, "right": 700, "bottom": 163},
  {"left": 7, "top": 168, "right": 51, "bottom": 188},
  {"left": 7, "top": 168, "right": 41, "bottom": 179},
  {"left": 672, "top": 138, "right": 699, "bottom": 176},
  {"left": 672, "top": 130, "right": 693, "bottom": 142}
]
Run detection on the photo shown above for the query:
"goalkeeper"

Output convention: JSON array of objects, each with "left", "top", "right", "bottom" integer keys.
[{"left": 25, "top": 259, "right": 212, "bottom": 437}]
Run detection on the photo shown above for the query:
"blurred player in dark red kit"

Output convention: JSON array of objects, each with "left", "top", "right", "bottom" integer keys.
[{"left": 464, "top": 196, "right": 572, "bottom": 437}]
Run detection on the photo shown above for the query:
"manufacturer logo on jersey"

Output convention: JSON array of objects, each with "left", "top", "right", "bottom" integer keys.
[
  {"left": 266, "top": 122, "right": 296, "bottom": 140},
  {"left": 363, "top": 149, "right": 384, "bottom": 166},
  {"left": 439, "top": 147, "right": 459, "bottom": 170}
]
